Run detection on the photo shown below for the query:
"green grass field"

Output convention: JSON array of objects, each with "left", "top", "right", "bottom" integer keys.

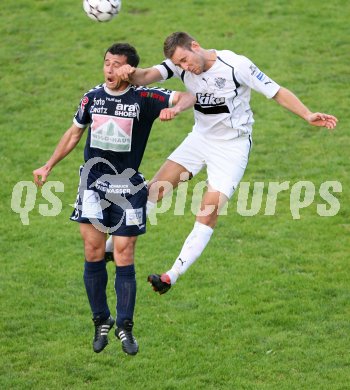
[{"left": 1, "top": 0, "right": 349, "bottom": 389}]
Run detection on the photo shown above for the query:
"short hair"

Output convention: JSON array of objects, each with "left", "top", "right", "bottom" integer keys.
[
  {"left": 104, "top": 43, "right": 140, "bottom": 67},
  {"left": 163, "top": 32, "right": 196, "bottom": 59}
]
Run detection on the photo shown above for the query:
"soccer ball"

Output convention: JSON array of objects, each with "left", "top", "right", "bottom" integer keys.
[{"left": 83, "top": 0, "right": 121, "bottom": 22}]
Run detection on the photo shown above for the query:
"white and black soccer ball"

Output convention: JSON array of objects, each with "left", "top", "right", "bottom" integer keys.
[{"left": 83, "top": 0, "right": 122, "bottom": 22}]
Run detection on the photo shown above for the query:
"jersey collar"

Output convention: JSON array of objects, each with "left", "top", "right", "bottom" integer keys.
[{"left": 103, "top": 84, "right": 131, "bottom": 96}]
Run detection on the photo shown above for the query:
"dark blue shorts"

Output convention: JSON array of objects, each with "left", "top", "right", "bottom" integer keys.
[{"left": 70, "top": 166, "right": 147, "bottom": 236}]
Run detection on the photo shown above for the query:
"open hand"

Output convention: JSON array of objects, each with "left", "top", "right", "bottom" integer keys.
[{"left": 306, "top": 113, "right": 338, "bottom": 130}]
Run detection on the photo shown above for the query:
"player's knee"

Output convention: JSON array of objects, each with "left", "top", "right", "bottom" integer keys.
[
  {"left": 84, "top": 240, "right": 105, "bottom": 261},
  {"left": 196, "top": 212, "right": 219, "bottom": 228},
  {"left": 113, "top": 249, "right": 134, "bottom": 266}
]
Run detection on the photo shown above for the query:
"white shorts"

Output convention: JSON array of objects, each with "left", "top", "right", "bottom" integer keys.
[{"left": 168, "top": 132, "right": 252, "bottom": 198}]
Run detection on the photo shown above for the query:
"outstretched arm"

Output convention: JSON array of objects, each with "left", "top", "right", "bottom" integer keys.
[
  {"left": 115, "top": 65, "right": 163, "bottom": 86},
  {"left": 159, "top": 91, "right": 196, "bottom": 121},
  {"left": 33, "top": 124, "right": 85, "bottom": 186},
  {"left": 273, "top": 87, "right": 338, "bottom": 130}
]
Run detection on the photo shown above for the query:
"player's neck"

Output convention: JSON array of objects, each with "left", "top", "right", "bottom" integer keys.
[
  {"left": 203, "top": 49, "right": 217, "bottom": 71},
  {"left": 104, "top": 83, "right": 131, "bottom": 96}
]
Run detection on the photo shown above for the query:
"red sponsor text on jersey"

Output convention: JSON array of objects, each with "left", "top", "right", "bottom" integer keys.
[{"left": 139, "top": 91, "right": 165, "bottom": 102}]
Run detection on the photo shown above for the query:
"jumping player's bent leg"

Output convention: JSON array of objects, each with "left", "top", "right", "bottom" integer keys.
[
  {"left": 165, "top": 187, "right": 227, "bottom": 283},
  {"left": 147, "top": 159, "right": 191, "bottom": 203},
  {"left": 148, "top": 134, "right": 251, "bottom": 294},
  {"left": 156, "top": 136, "right": 251, "bottom": 290},
  {"left": 148, "top": 187, "right": 228, "bottom": 293}
]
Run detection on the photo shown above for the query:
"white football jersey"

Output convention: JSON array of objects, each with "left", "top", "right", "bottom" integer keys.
[{"left": 154, "top": 50, "right": 280, "bottom": 140}]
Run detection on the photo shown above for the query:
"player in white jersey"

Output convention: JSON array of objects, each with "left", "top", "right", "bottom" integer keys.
[
  {"left": 156, "top": 49, "right": 280, "bottom": 140},
  {"left": 105, "top": 32, "right": 338, "bottom": 294}
]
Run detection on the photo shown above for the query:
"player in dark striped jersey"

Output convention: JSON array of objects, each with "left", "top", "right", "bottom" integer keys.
[
  {"left": 33, "top": 43, "right": 195, "bottom": 355},
  {"left": 105, "top": 32, "right": 337, "bottom": 296}
]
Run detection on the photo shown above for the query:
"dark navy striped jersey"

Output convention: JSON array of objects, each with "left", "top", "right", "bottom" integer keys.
[{"left": 73, "top": 83, "right": 175, "bottom": 174}]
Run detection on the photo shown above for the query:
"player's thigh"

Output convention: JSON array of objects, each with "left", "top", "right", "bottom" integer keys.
[
  {"left": 79, "top": 223, "right": 107, "bottom": 261},
  {"left": 148, "top": 133, "right": 206, "bottom": 200},
  {"left": 148, "top": 160, "right": 190, "bottom": 201}
]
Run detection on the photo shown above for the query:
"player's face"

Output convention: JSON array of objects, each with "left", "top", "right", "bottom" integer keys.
[
  {"left": 170, "top": 44, "right": 206, "bottom": 74},
  {"left": 104, "top": 53, "right": 129, "bottom": 91}
]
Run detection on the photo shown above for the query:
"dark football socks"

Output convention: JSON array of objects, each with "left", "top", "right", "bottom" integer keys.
[
  {"left": 83, "top": 259, "right": 110, "bottom": 320},
  {"left": 115, "top": 264, "right": 136, "bottom": 327}
]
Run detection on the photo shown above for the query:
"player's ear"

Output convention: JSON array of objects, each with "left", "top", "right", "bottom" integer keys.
[{"left": 191, "top": 41, "right": 200, "bottom": 52}]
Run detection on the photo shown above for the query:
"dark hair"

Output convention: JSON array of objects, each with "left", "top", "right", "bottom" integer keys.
[
  {"left": 104, "top": 43, "right": 140, "bottom": 67},
  {"left": 163, "top": 32, "right": 196, "bottom": 58}
]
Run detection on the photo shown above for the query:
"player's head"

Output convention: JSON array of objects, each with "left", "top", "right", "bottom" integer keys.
[
  {"left": 163, "top": 32, "right": 206, "bottom": 74},
  {"left": 104, "top": 43, "right": 140, "bottom": 91},
  {"left": 104, "top": 43, "right": 140, "bottom": 67},
  {"left": 163, "top": 32, "right": 196, "bottom": 59}
]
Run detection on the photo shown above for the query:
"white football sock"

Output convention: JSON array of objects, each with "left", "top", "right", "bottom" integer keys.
[
  {"left": 105, "top": 236, "right": 113, "bottom": 252},
  {"left": 166, "top": 221, "right": 213, "bottom": 285}
]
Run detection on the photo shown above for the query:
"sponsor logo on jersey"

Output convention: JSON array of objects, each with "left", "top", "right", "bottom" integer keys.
[
  {"left": 249, "top": 64, "right": 258, "bottom": 76},
  {"left": 89, "top": 97, "right": 140, "bottom": 118},
  {"left": 93, "top": 97, "right": 105, "bottom": 105},
  {"left": 94, "top": 179, "right": 132, "bottom": 195},
  {"left": 256, "top": 71, "right": 266, "bottom": 81},
  {"left": 90, "top": 97, "right": 108, "bottom": 114},
  {"left": 79, "top": 96, "right": 89, "bottom": 119},
  {"left": 139, "top": 91, "right": 166, "bottom": 102},
  {"left": 256, "top": 71, "right": 273, "bottom": 85},
  {"left": 214, "top": 77, "right": 226, "bottom": 89},
  {"left": 114, "top": 103, "right": 140, "bottom": 119},
  {"left": 250, "top": 64, "right": 273, "bottom": 85},
  {"left": 195, "top": 93, "right": 229, "bottom": 114},
  {"left": 106, "top": 96, "right": 122, "bottom": 102},
  {"left": 90, "top": 114, "right": 133, "bottom": 152},
  {"left": 196, "top": 93, "right": 225, "bottom": 106},
  {"left": 91, "top": 106, "right": 108, "bottom": 114}
]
